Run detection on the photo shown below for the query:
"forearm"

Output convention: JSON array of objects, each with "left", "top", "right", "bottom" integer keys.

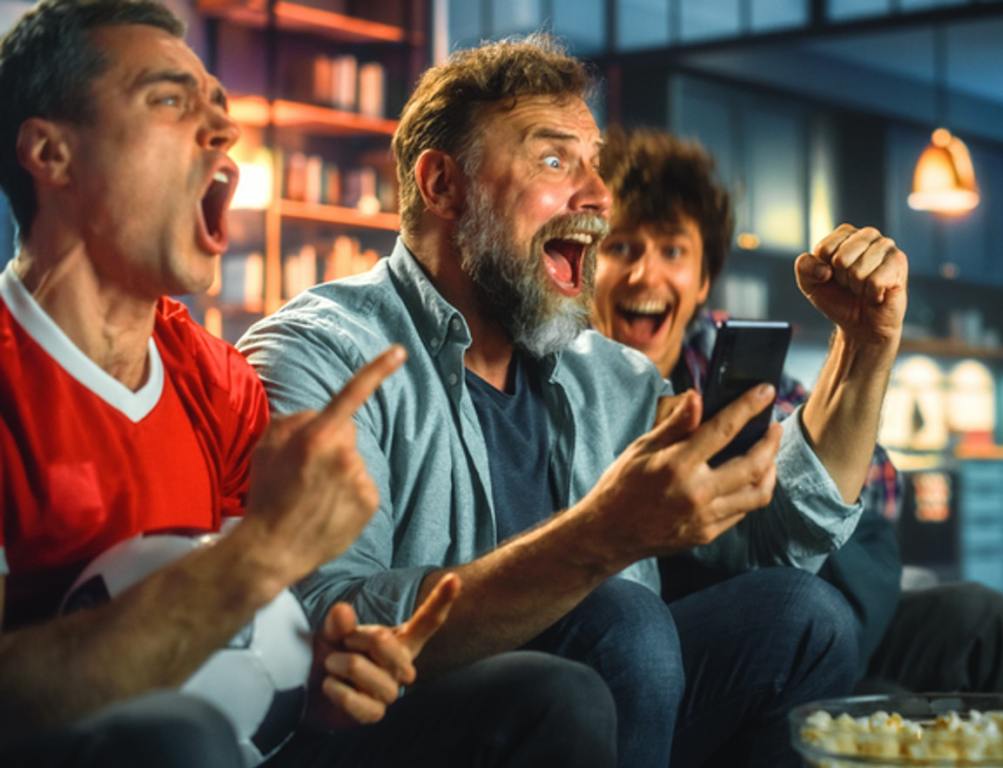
[
  {"left": 0, "top": 521, "right": 286, "bottom": 739},
  {"left": 802, "top": 329, "right": 899, "bottom": 502},
  {"left": 412, "top": 506, "right": 631, "bottom": 677}
]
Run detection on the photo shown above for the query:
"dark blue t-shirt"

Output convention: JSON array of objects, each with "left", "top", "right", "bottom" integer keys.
[{"left": 465, "top": 353, "right": 558, "bottom": 541}]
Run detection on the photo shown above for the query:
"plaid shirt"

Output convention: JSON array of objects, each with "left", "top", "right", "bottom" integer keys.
[{"left": 677, "top": 310, "right": 901, "bottom": 521}]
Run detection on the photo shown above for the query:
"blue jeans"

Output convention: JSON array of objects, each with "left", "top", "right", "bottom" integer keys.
[
  {"left": 527, "top": 568, "right": 859, "bottom": 768},
  {"left": 1, "top": 691, "right": 243, "bottom": 768}
]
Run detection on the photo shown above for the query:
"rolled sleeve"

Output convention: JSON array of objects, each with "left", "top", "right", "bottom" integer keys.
[{"left": 691, "top": 404, "right": 862, "bottom": 574}]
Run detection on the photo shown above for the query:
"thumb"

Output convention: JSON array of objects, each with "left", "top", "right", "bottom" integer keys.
[
  {"left": 397, "top": 573, "right": 462, "bottom": 657},
  {"left": 322, "top": 601, "right": 358, "bottom": 644},
  {"left": 794, "top": 252, "right": 832, "bottom": 296},
  {"left": 646, "top": 389, "right": 702, "bottom": 449}
]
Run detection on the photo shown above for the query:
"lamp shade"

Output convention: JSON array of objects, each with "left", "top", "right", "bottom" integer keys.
[{"left": 908, "top": 128, "right": 980, "bottom": 215}]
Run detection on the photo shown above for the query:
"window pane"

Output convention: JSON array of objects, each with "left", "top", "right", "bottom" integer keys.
[
  {"left": 680, "top": 0, "right": 741, "bottom": 42},
  {"left": 746, "top": 105, "right": 806, "bottom": 252},
  {"left": 491, "top": 0, "right": 542, "bottom": 36},
  {"left": 751, "top": 0, "right": 808, "bottom": 32},
  {"left": 553, "top": 0, "right": 605, "bottom": 55},
  {"left": 900, "top": 0, "right": 966, "bottom": 10},
  {"left": 616, "top": 0, "right": 669, "bottom": 51},
  {"left": 826, "top": 0, "right": 891, "bottom": 21},
  {"left": 448, "top": 0, "right": 482, "bottom": 50}
]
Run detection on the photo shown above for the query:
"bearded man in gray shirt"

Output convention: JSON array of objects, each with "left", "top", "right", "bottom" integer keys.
[{"left": 240, "top": 34, "right": 908, "bottom": 768}]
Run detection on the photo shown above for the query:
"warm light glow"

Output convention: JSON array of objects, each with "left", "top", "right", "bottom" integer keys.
[
  {"left": 736, "top": 232, "right": 760, "bottom": 250},
  {"left": 908, "top": 128, "right": 980, "bottom": 215},
  {"left": 232, "top": 147, "right": 274, "bottom": 211}
]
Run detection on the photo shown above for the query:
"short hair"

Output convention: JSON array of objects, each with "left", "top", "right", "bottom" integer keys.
[
  {"left": 600, "top": 127, "right": 734, "bottom": 287},
  {"left": 0, "top": 0, "right": 185, "bottom": 238},
  {"left": 392, "top": 33, "right": 593, "bottom": 236}
]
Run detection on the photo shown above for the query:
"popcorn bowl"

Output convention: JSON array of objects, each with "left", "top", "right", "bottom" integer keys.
[{"left": 790, "top": 694, "right": 1003, "bottom": 767}]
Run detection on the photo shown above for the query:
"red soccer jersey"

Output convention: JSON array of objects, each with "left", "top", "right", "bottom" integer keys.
[{"left": 0, "top": 265, "right": 269, "bottom": 630}]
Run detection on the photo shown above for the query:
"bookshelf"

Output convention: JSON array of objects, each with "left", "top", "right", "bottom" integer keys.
[{"left": 198, "top": 0, "right": 425, "bottom": 339}]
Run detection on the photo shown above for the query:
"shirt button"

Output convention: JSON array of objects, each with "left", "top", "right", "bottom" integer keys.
[
  {"left": 429, "top": 338, "right": 439, "bottom": 348},
  {"left": 447, "top": 373, "right": 459, "bottom": 386},
  {"left": 450, "top": 318, "right": 461, "bottom": 332}
]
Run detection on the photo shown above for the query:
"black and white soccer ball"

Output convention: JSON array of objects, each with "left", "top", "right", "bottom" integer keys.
[{"left": 61, "top": 531, "right": 312, "bottom": 767}]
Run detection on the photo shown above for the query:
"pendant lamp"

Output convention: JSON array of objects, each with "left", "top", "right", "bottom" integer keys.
[{"left": 907, "top": 28, "right": 979, "bottom": 216}]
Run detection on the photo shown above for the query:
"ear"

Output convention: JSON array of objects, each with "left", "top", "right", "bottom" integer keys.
[
  {"left": 413, "top": 149, "right": 465, "bottom": 222},
  {"left": 16, "top": 117, "right": 74, "bottom": 189},
  {"left": 697, "top": 270, "right": 711, "bottom": 305}
]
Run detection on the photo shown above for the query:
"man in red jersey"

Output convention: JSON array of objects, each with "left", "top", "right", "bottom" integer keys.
[{"left": 0, "top": 3, "right": 617, "bottom": 767}]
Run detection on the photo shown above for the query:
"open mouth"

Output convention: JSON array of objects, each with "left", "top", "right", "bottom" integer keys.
[
  {"left": 543, "top": 233, "right": 593, "bottom": 297},
  {"left": 196, "top": 164, "right": 238, "bottom": 255},
  {"left": 614, "top": 299, "right": 672, "bottom": 347}
]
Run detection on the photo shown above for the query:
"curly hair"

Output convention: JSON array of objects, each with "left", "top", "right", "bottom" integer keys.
[
  {"left": 0, "top": 0, "right": 184, "bottom": 239},
  {"left": 392, "top": 33, "right": 593, "bottom": 237},
  {"left": 600, "top": 127, "right": 734, "bottom": 286}
]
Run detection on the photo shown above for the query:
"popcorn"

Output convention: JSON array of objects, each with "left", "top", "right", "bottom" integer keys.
[{"left": 799, "top": 707, "right": 1003, "bottom": 766}]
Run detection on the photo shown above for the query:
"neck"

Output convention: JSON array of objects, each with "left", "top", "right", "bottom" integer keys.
[
  {"left": 14, "top": 237, "right": 157, "bottom": 392},
  {"left": 404, "top": 228, "right": 514, "bottom": 391}
]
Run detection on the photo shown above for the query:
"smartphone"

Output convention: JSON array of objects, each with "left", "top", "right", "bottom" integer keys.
[{"left": 702, "top": 319, "right": 792, "bottom": 467}]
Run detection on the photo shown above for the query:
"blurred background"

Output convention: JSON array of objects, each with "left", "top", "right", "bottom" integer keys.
[{"left": 1, "top": 0, "right": 1001, "bottom": 588}]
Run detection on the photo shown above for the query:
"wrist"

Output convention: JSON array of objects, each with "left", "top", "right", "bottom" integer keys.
[
  {"left": 832, "top": 327, "right": 900, "bottom": 369},
  {"left": 217, "top": 518, "right": 298, "bottom": 608}
]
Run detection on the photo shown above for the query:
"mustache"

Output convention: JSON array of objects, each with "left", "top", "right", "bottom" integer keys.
[{"left": 534, "top": 212, "right": 609, "bottom": 243}]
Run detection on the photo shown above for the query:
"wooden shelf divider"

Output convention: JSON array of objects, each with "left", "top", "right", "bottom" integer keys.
[
  {"left": 278, "top": 199, "right": 399, "bottom": 230},
  {"left": 230, "top": 96, "right": 398, "bottom": 137},
  {"left": 198, "top": 0, "right": 410, "bottom": 44}
]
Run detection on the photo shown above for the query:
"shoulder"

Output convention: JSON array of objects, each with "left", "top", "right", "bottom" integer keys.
[
  {"left": 564, "top": 329, "right": 664, "bottom": 380},
  {"left": 241, "top": 264, "right": 404, "bottom": 363},
  {"left": 559, "top": 329, "right": 667, "bottom": 400},
  {"left": 154, "top": 297, "right": 265, "bottom": 414},
  {"left": 237, "top": 264, "right": 419, "bottom": 413}
]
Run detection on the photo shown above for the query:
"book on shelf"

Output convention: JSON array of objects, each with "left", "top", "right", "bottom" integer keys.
[
  {"left": 220, "top": 251, "right": 264, "bottom": 306},
  {"left": 331, "top": 54, "right": 358, "bottom": 111},
  {"left": 357, "top": 62, "right": 385, "bottom": 118},
  {"left": 323, "top": 235, "right": 380, "bottom": 281},
  {"left": 283, "top": 244, "right": 319, "bottom": 299}
]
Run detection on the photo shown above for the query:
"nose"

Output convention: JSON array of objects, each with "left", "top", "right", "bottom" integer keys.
[
  {"left": 570, "top": 164, "right": 612, "bottom": 217},
  {"left": 628, "top": 243, "right": 662, "bottom": 286},
  {"left": 198, "top": 101, "right": 240, "bottom": 152}
]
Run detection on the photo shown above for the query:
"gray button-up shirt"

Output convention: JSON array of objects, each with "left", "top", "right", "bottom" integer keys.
[{"left": 238, "top": 239, "right": 862, "bottom": 629}]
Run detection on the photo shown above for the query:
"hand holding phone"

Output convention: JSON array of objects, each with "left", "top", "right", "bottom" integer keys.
[{"left": 702, "top": 319, "right": 791, "bottom": 467}]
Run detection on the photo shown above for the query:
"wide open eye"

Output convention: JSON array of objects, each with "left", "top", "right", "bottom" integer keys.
[{"left": 543, "top": 154, "right": 562, "bottom": 170}]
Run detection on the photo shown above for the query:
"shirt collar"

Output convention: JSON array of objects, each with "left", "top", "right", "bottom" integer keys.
[
  {"left": 387, "top": 237, "right": 570, "bottom": 375},
  {"left": 387, "top": 238, "right": 469, "bottom": 355}
]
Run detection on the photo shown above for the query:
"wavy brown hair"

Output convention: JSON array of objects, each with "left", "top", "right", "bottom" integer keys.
[
  {"left": 600, "top": 127, "right": 734, "bottom": 286},
  {"left": 392, "top": 33, "right": 593, "bottom": 237}
]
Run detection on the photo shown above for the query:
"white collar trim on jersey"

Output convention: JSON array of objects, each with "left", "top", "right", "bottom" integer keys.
[{"left": 0, "top": 262, "right": 164, "bottom": 423}]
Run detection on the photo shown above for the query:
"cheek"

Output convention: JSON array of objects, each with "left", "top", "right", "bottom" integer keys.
[{"left": 592, "top": 261, "right": 617, "bottom": 304}]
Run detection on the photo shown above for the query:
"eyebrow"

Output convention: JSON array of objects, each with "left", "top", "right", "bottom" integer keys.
[
  {"left": 133, "top": 69, "right": 229, "bottom": 110},
  {"left": 526, "top": 127, "right": 604, "bottom": 158}
]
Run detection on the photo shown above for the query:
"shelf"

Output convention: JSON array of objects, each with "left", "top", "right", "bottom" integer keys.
[
  {"left": 900, "top": 337, "right": 1003, "bottom": 361},
  {"left": 279, "top": 200, "right": 399, "bottom": 230},
  {"left": 230, "top": 96, "right": 397, "bottom": 137},
  {"left": 198, "top": 0, "right": 409, "bottom": 44}
]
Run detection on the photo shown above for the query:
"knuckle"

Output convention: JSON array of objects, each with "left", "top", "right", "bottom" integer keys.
[{"left": 860, "top": 226, "right": 880, "bottom": 240}]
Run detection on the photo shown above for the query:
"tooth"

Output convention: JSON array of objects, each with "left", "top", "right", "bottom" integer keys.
[
  {"left": 621, "top": 300, "right": 668, "bottom": 315},
  {"left": 213, "top": 171, "right": 228, "bottom": 183}
]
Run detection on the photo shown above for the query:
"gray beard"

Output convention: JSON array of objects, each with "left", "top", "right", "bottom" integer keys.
[{"left": 454, "top": 184, "right": 603, "bottom": 358}]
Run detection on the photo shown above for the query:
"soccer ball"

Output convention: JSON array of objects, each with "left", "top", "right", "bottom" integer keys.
[{"left": 61, "top": 531, "right": 312, "bottom": 767}]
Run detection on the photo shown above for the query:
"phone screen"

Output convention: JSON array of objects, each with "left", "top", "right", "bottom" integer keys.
[{"left": 702, "top": 319, "right": 792, "bottom": 467}]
